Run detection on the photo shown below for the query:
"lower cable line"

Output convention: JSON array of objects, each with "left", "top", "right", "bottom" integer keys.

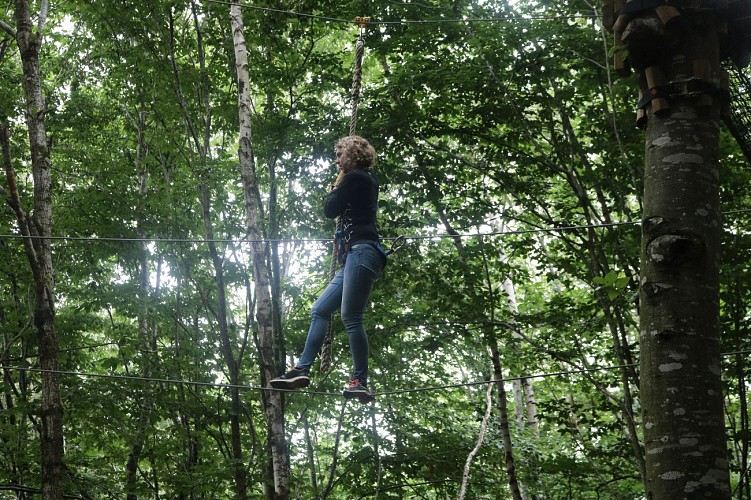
[
  {"left": 1, "top": 363, "right": 632, "bottom": 399},
  {"left": 3, "top": 349, "right": 748, "bottom": 399}
]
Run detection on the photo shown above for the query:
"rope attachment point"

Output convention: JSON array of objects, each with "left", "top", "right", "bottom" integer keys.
[{"left": 354, "top": 16, "right": 371, "bottom": 28}]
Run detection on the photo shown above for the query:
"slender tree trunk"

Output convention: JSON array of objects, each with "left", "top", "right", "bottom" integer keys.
[
  {"left": 200, "top": 182, "right": 248, "bottom": 499},
  {"left": 322, "top": 401, "right": 349, "bottom": 499},
  {"left": 459, "top": 382, "right": 494, "bottom": 500},
  {"left": 489, "top": 340, "right": 523, "bottom": 500},
  {"left": 126, "top": 109, "right": 156, "bottom": 500},
  {"left": 500, "top": 273, "right": 538, "bottom": 435},
  {"left": 7, "top": 2, "right": 63, "bottom": 498},
  {"left": 269, "top": 160, "right": 286, "bottom": 374},
  {"left": 635, "top": 13, "right": 730, "bottom": 496},
  {"left": 0, "top": 213, "right": 33, "bottom": 494},
  {"left": 735, "top": 353, "right": 749, "bottom": 499},
  {"left": 499, "top": 258, "right": 534, "bottom": 499},
  {"left": 429, "top": 195, "right": 526, "bottom": 499},
  {"left": 302, "top": 413, "right": 319, "bottom": 497},
  {"left": 371, "top": 409, "right": 383, "bottom": 499},
  {"left": 230, "top": 5, "right": 290, "bottom": 499},
  {"left": 167, "top": 3, "right": 251, "bottom": 496}
]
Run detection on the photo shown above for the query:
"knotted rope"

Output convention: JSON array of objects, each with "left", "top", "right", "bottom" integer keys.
[{"left": 349, "top": 36, "right": 365, "bottom": 136}]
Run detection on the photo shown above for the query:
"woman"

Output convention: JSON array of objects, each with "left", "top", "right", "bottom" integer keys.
[{"left": 271, "top": 135, "right": 385, "bottom": 403}]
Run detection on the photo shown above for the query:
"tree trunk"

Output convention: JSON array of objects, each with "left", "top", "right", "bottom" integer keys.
[
  {"left": 166, "top": 3, "right": 252, "bottom": 495},
  {"left": 0, "top": 126, "right": 34, "bottom": 496},
  {"left": 230, "top": 5, "right": 290, "bottom": 499},
  {"left": 200, "top": 182, "right": 248, "bottom": 499},
  {"left": 638, "top": 14, "right": 730, "bottom": 497},
  {"left": 458, "top": 382, "right": 494, "bottom": 500},
  {"left": 734, "top": 353, "right": 749, "bottom": 499},
  {"left": 302, "top": 413, "right": 319, "bottom": 497},
  {"left": 9, "top": 2, "right": 64, "bottom": 498},
  {"left": 126, "top": 109, "right": 156, "bottom": 500},
  {"left": 500, "top": 274, "right": 539, "bottom": 435},
  {"left": 429, "top": 194, "right": 526, "bottom": 499},
  {"left": 489, "top": 340, "right": 523, "bottom": 500}
]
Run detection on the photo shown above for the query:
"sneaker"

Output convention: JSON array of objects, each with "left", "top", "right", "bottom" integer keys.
[
  {"left": 270, "top": 367, "right": 310, "bottom": 390},
  {"left": 343, "top": 378, "right": 375, "bottom": 403}
]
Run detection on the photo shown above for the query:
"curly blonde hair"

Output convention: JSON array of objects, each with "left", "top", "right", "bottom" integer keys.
[{"left": 336, "top": 135, "right": 376, "bottom": 171}]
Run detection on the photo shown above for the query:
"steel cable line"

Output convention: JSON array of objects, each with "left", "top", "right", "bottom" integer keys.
[
  {"left": 204, "top": 0, "right": 599, "bottom": 24},
  {"left": 0, "top": 362, "right": 638, "bottom": 396},
  {"left": 4, "top": 207, "right": 751, "bottom": 244},
  {"left": 3, "top": 349, "right": 749, "bottom": 398},
  {"left": 5, "top": 207, "right": 751, "bottom": 244},
  {"left": 0, "top": 220, "right": 641, "bottom": 244},
  {"left": 3, "top": 210, "right": 749, "bottom": 393}
]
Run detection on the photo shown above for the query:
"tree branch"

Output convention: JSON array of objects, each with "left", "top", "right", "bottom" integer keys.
[
  {"left": 38, "top": 0, "right": 49, "bottom": 33},
  {"left": 0, "top": 19, "right": 15, "bottom": 37},
  {"left": 0, "top": 121, "right": 40, "bottom": 275}
]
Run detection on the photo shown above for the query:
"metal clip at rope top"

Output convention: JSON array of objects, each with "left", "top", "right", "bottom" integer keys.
[
  {"left": 385, "top": 235, "right": 406, "bottom": 256},
  {"left": 354, "top": 16, "right": 371, "bottom": 28}
]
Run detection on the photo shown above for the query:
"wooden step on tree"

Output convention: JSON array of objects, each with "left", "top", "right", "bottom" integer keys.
[{"left": 603, "top": 0, "right": 751, "bottom": 144}]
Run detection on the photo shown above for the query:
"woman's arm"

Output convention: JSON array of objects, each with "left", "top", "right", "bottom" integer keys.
[{"left": 324, "top": 171, "right": 364, "bottom": 218}]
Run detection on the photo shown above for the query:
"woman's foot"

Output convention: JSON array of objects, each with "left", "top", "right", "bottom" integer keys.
[
  {"left": 343, "top": 378, "right": 374, "bottom": 403},
  {"left": 270, "top": 367, "right": 310, "bottom": 389}
]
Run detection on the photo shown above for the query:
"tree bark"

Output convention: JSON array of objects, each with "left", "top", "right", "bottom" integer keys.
[
  {"left": 9, "top": 1, "right": 63, "bottom": 498},
  {"left": 1, "top": 121, "right": 35, "bottom": 500},
  {"left": 638, "top": 14, "right": 730, "bottom": 497},
  {"left": 500, "top": 273, "right": 538, "bottom": 435},
  {"left": 230, "top": 5, "right": 290, "bottom": 499},
  {"left": 490, "top": 341, "right": 523, "bottom": 500},
  {"left": 458, "top": 382, "right": 494, "bottom": 500},
  {"left": 428, "top": 192, "right": 526, "bottom": 499},
  {"left": 166, "top": 3, "right": 251, "bottom": 495}
]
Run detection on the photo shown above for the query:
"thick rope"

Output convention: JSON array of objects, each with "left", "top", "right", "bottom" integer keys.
[
  {"left": 320, "top": 32, "right": 365, "bottom": 373},
  {"left": 349, "top": 37, "right": 365, "bottom": 136}
]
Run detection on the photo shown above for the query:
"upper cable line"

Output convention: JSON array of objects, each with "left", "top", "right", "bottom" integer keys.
[
  {"left": 204, "top": 0, "right": 600, "bottom": 25},
  {"left": 0, "top": 219, "right": 641, "bottom": 245}
]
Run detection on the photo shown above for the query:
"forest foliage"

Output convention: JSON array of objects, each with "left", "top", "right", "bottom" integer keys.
[{"left": 1, "top": 0, "right": 750, "bottom": 498}]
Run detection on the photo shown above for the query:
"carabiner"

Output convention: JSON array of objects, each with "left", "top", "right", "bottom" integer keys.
[{"left": 386, "top": 235, "right": 406, "bottom": 256}]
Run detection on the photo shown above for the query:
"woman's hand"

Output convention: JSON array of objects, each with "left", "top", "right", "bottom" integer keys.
[{"left": 331, "top": 169, "right": 346, "bottom": 189}]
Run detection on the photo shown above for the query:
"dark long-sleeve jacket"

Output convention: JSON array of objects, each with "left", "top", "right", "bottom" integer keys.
[{"left": 325, "top": 169, "right": 379, "bottom": 246}]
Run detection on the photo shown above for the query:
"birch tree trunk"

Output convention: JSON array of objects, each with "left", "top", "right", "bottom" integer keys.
[
  {"left": 230, "top": 5, "right": 290, "bottom": 499},
  {"left": 501, "top": 274, "right": 538, "bottom": 434},
  {"left": 637, "top": 13, "right": 730, "bottom": 497},
  {"left": 458, "top": 382, "right": 494, "bottom": 500},
  {"left": 6, "top": 2, "right": 64, "bottom": 498},
  {"left": 200, "top": 182, "right": 249, "bottom": 498}
]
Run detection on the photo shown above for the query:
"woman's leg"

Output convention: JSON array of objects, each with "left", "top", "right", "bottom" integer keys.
[
  {"left": 296, "top": 268, "right": 344, "bottom": 370},
  {"left": 341, "top": 244, "right": 385, "bottom": 385}
]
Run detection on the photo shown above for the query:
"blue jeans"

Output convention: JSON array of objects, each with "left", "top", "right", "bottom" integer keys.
[{"left": 296, "top": 242, "right": 385, "bottom": 385}]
